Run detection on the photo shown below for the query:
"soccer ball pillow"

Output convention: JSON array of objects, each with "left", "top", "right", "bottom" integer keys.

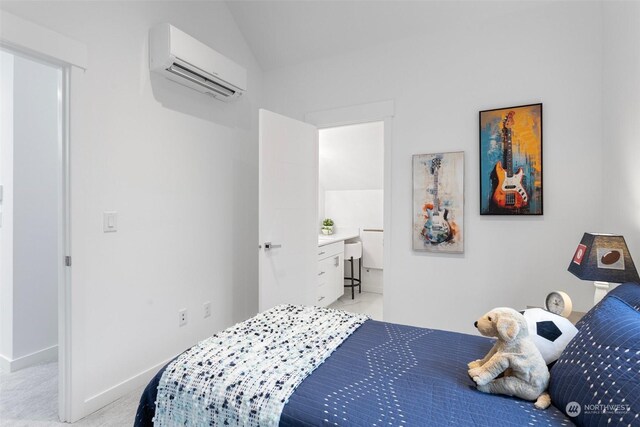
[{"left": 521, "top": 308, "right": 578, "bottom": 365}]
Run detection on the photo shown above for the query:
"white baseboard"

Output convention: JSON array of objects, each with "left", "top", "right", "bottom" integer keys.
[
  {"left": 80, "top": 357, "right": 172, "bottom": 420},
  {"left": 362, "top": 283, "right": 383, "bottom": 294},
  {"left": 360, "top": 267, "right": 383, "bottom": 294},
  {"left": 0, "top": 353, "right": 11, "bottom": 373},
  {"left": 0, "top": 345, "right": 58, "bottom": 373}
]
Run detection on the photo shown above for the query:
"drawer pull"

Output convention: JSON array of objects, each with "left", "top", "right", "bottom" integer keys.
[
  {"left": 318, "top": 271, "right": 326, "bottom": 276},
  {"left": 318, "top": 251, "right": 326, "bottom": 256},
  {"left": 318, "top": 296, "right": 325, "bottom": 302},
  {"left": 334, "top": 256, "right": 339, "bottom": 267}
]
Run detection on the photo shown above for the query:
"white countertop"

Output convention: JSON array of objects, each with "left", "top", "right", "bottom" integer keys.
[{"left": 318, "top": 232, "right": 360, "bottom": 247}]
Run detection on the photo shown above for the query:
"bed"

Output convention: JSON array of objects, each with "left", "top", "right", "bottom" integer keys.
[{"left": 135, "top": 283, "right": 640, "bottom": 426}]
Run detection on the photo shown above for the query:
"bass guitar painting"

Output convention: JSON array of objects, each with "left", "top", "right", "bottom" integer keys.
[
  {"left": 491, "top": 111, "right": 528, "bottom": 209},
  {"left": 422, "top": 157, "right": 452, "bottom": 244},
  {"left": 479, "top": 103, "right": 543, "bottom": 215},
  {"left": 412, "top": 152, "right": 464, "bottom": 253}
]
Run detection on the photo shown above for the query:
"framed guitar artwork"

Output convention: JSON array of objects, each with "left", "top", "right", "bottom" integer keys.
[
  {"left": 412, "top": 151, "right": 464, "bottom": 253},
  {"left": 479, "top": 103, "right": 543, "bottom": 215}
]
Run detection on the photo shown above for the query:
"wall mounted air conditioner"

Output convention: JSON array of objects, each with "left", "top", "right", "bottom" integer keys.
[{"left": 149, "top": 23, "right": 246, "bottom": 102}]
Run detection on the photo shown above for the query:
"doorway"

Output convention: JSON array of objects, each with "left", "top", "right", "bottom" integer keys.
[
  {"left": 319, "top": 121, "right": 385, "bottom": 320},
  {"left": 0, "top": 47, "right": 67, "bottom": 422},
  {"left": 306, "top": 100, "right": 394, "bottom": 321}
]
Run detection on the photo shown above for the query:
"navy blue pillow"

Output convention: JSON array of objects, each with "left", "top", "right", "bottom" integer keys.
[
  {"left": 550, "top": 295, "right": 640, "bottom": 425},
  {"left": 576, "top": 283, "right": 640, "bottom": 331},
  {"left": 606, "top": 282, "right": 640, "bottom": 311}
]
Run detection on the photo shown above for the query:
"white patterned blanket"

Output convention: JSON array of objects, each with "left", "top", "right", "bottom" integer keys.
[{"left": 154, "top": 305, "right": 369, "bottom": 426}]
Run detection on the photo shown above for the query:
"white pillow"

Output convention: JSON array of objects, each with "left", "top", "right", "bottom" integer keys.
[{"left": 521, "top": 308, "right": 578, "bottom": 365}]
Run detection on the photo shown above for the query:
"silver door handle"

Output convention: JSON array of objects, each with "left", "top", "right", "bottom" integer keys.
[
  {"left": 264, "top": 242, "right": 282, "bottom": 250},
  {"left": 334, "top": 256, "right": 339, "bottom": 267},
  {"left": 318, "top": 271, "right": 325, "bottom": 276}
]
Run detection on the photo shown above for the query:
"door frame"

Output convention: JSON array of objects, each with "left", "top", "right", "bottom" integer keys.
[
  {"left": 305, "top": 100, "right": 394, "bottom": 315},
  {"left": 0, "top": 11, "right": 87, "bottom": 422}
]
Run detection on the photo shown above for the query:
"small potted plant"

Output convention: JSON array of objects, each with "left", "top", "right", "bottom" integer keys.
[{"left": 322, "top": 218, "right": 334, "bottom": 235}]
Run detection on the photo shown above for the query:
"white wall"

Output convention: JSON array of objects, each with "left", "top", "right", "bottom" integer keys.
[
  {"left": 0, "top": 50, "right": 15, "bottom": 366},
  {"left": 0, "top": 0, "right": 262, "bottom": 420},
  {"left": 324, "top": 190, "right": 383, "bottom": 231},
  {"left": 319, "top": 121, "right": 384, "bottom": 231},
  {"left": 12, "top": 54, "right": 60, "bottom": 360},
  {"left": 319, "top": 122, "right": 384, "bottom": 192},
  {"left": 265, "top": 1, "right": 604, "bottom": 333},
  {"left": 602, "top": 1, "right": 640, "bottom": 264},
  {"left": 0, "top": 51, "right": 60, "bottom": 371}
]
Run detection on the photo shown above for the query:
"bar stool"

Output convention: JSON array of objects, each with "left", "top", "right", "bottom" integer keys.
[{"left": 344, "top": 241, "right": 362, "bottom": 299}]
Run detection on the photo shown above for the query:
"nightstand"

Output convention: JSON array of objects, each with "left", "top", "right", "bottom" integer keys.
[{"left": 567, "top": 311, "right": 586, "bottom": 325}]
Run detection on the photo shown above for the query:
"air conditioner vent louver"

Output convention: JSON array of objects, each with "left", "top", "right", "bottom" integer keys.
[
  {"left": 166, "top": 62, "right": 236, "bottom": 97},
  {"left": 149, "top": 23, "right": 246, "bottom": 102}
]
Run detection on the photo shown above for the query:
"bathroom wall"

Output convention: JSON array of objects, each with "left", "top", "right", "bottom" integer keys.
[
  {"left": 319, "top": 121, "right": 384, "bottom": 292},
  {"left": 319, "top": 121, "right": 384, "bottom": 231}
]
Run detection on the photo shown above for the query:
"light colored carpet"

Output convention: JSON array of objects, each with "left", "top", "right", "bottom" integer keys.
[{"left": 0, "top": 362, "right": 142, "bottom": 426}]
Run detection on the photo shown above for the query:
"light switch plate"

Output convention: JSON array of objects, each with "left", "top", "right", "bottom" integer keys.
[{"left": 103, "top": 211, "right": 118, "bottom": 232}]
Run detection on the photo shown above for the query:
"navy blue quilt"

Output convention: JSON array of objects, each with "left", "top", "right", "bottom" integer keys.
[{"left": 136, "top": 320, "right": 572, "bottom": 426}]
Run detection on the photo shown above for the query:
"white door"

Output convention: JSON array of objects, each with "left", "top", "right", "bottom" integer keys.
[{"left": 259, "top": 109, "right": 318, "bottom": 311}]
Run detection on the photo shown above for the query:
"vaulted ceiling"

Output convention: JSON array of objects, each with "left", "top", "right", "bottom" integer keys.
[
  {"left": 226, "top": 1, "right": 542, "bottom": 72},
  {"left": 226, "top": 1, "right": 442, "bottom": 71}
]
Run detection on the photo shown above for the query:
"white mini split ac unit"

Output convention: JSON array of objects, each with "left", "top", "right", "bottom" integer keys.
[{"left": 149, "top": 23, "right": 246, "bottom": 101}]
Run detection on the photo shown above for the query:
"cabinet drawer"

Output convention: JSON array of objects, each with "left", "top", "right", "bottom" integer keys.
[
  {"left": 316, "top": 282, "right": 332, "bottom": 307},
  {"left": 317, "top": 256, "right": 336, "bottom": 284},
  {"left": 317, "top": 241, "right": 344, "bottom": 260}
]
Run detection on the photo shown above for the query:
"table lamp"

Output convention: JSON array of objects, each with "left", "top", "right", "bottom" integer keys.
[{"left": 568, "top": 233, "right": 639, "bottom": 305}]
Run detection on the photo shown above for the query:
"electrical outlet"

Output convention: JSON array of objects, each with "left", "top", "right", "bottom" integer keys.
[
  {"left": 203, "top": 302, "right": 211, "bottom": 318},
  {"left": 178, "top": 309, "right": 188, "bottom": 327}
]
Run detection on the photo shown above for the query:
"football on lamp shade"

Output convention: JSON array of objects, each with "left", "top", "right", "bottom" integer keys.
[{"left": 520, "top": 308, "right": 578, "bottom": 365}]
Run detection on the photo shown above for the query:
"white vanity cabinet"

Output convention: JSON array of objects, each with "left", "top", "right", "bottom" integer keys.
[{"left": 317, "top": 241, "right": 344, "bottom": 306}]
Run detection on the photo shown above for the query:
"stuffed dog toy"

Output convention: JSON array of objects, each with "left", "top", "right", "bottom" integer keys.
[{"left": 468, "top": 307, "right": 551, "bottom": 409}]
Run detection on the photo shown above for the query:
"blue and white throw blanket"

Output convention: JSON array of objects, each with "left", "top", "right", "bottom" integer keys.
[{"left": 153, "top": 305, "right": 369, "bottom": 426}]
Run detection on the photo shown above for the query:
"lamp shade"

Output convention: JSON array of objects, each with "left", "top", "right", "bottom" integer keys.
[{"left": 568, "top": 233, "right": 640, "bottom": 283}]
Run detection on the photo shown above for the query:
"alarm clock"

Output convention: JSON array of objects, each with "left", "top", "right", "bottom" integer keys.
[{"left": 545, "top": 291, "right": 573, "bottom": 318}]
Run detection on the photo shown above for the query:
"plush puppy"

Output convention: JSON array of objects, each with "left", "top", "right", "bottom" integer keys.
[{"left": 468, "top": 307, "right": 551, "bottom": 409}]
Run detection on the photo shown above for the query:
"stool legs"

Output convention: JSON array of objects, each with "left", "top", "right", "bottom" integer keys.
[
  {"left": 350, "top": 256, "right": 355, "bottom": 299},
  {"left": 358, "top": 257, "right": 362, "bottom": 294},
  {"left": 344, "top": 256, "right": 362, "bottom": 300}
]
